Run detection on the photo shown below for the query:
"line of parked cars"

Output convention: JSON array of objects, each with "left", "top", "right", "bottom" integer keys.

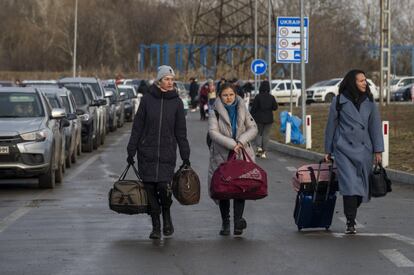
[{"left": 0, "top": 77, "right": 143, "bottom": 188}]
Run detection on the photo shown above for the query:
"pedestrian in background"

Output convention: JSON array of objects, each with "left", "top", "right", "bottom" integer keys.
[
  {"left": 208, "top": 83, "right": 258, "bottom": 236},
  {"left": 189, "top": 77, "right": 199, "bottom": 110},
  {"left": 250, "top": 80, "right": 278, "bottom": 159},
  {"left": 199, "top": 82, "right": 209, "bottom": 120},
  {"left": 207, "top": 79, "right": 217, "bottom": 112},
  {"left": 216, "top": 77, "right": 226, "bottom": 94},
  {"left": 127, "top": 65, "right": 191, "bottom": 239},
  {"left": 324, "top": 69, "right": 383, "bottom": 234},
  {"left": 137, "top": 80, "right": 149, "bottom": 95}
]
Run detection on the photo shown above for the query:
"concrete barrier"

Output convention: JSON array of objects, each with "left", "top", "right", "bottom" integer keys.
[{"left": 269, "top": 140, "right": 414, "bottom": 185}]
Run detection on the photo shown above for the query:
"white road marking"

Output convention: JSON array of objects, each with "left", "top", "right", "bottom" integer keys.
[
  {"left": 66, "top": 154, "right": 99, "bottom": 181},
  {"left": 286, "top": 166, "right": 297, "bottom": 172},
  {"left": 332, "top": 232, "right": 414, "bottom": 247},
  {"left": 0, "top": 191, "right": 47, "bottom": 234},
  {"left": 338, "top": 217, "right": 366, "bottom": 228},
  {"left": 380, "top": 249, "right": 414, "bottom": 267}
]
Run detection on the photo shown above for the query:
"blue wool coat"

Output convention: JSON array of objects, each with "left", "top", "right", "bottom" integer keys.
[{"left": 324, "top": 94, "right": 384, "bottom": 202}]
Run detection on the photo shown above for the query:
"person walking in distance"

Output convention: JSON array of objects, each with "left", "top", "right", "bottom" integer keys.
[
  {"left": 250, "top": 80, "right": 278, "bottom": 158},
  {"left": 208, "top": 83, "right": 258, "bottom": 236},
  {"left": 127, "top": 65, "right": 191, "bottom": 239},
  {"left": 324, "top": 69, "right": 383, "bottom": 234},
  {"left": 189, "top": 77, "right": 199, "bottom": 111},
  {"left": 199, "top": 82, "right": 209, "bottom": 120}
]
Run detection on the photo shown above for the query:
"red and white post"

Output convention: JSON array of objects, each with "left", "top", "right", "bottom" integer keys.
[
  {"left": 382, "top": 121, "right": 389, "bottom": 167},
  {"left": 305, "top": 115, "right": 312, "bottom": 149},
  {"left": 285, "top": 112, "right": 291, "bottom": 144}
]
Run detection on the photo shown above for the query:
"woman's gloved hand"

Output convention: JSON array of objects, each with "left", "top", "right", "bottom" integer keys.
[{"left": 127, "top": 155, "right": 135, "bottom": 165}]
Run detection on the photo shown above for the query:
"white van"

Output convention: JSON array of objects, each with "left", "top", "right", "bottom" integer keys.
[{"left": 270, "top": 79, "right": 302, "bottom": 106}]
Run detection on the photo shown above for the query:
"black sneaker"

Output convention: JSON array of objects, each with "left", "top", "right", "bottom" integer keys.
[{"left": 345, "top": 222, "right": 357, "bottom": 234}]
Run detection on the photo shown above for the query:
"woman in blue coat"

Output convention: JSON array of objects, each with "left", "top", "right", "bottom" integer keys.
[{"left": 324, "top": 69, "right": 384, "bottom": 234}]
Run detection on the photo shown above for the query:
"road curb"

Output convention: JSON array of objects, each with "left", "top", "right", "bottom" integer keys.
[{"left": 269, "top": 140, "right": 414, "bottom": 185}]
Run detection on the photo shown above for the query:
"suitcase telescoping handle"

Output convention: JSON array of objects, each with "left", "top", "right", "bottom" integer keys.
[
  {"left": 119, "top": 164, "right": 142, "bottom": 181},
  {"left": 309, "top": 159, "right": 334, "bottom": 203}
]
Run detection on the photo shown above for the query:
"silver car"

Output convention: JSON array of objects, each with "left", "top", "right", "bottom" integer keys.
[
  {"left": 41, "top": 87, "right": 82, "bottom": 169},
  {"left": 59, "top": 77, "right": 108, "bottom": 146},
  {"left": 0, "top": 87, "right": 69, "bottom": 188}
]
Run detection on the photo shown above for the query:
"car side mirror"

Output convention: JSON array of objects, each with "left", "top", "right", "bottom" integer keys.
[
  {"left": 137, "top": 94, "right": 143, "bottom": 98},
  {"left": 66, "top": 113, "right": 77, "bottom": 120},
  {"left": 51, "top": 108, "right": 66, "bottom": 119},
  {"left": 98, "top": 99, "right": 107, "bottom": 106},
  {"left": 104, "top": 91, "right": 114, "bottom": 98},
  {"left": 76, "top": 109, "right": 84, "bottom": 115}
]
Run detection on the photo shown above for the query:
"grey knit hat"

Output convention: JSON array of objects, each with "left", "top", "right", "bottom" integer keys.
[{"left": 156, "top": 65, "right": 175, "bottom": 80}]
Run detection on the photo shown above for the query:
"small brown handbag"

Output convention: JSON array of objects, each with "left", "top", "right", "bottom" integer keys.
[{"left": 172, "top": 165, "right": 200, "bottom": 205}]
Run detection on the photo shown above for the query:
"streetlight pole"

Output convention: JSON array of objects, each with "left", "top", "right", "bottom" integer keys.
[
  {"left": 254, "top": 0, "right": 258, "bottom": 93},
  {"left": 268, "top": 0, "right": 272, "bottom": 85},
  {"left": 300, "top": 0, "right": 306, "bottom": 136},
  {"left": 73, "top": 0, "right": 78, "bottom": 78}
]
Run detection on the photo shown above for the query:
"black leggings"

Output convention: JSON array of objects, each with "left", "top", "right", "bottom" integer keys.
[
  {"left": 343, "top": 195, "right": 362, "bottom": 224},
  {"left": 219, "top": 199, "right": 245, "bottom": 222},
  {"left": 144, "top": 182, "right": 172, "bottom": 215}
]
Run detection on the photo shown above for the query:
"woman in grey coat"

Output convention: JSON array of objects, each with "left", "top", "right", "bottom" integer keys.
[
  {"left": 208, "top": 83, "right": 258, "bottom": 236},
  {"left": 324, "top": 69, "right": 384, "bottom": 234}
]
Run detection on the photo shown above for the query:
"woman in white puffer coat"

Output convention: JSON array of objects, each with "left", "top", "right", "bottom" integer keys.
[{"left": 208, "top": 82, "right": 258, "bottom": 236}]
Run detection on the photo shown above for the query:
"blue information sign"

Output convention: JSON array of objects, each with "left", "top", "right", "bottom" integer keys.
[{"left": 251, "top": 59, "right": 267, "bottom": 75}]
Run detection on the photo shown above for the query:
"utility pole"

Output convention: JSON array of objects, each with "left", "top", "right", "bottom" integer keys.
[
  {"left": 380, "top": 0, "right": 391, "bottom": 105},
  {"left": 72, "top": 0, "right": 78, "bottom": 78},
  {"left": 268, "top": 0, "right": 272, "bottom": 85},
  {"left": 300, "top": 0, "right": 306, "bottom": 136},
  {"left": 254, "top": 0, "right": 258, "bottom": 93}
]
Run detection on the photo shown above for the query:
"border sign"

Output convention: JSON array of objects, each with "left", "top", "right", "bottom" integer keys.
[
  {"left": 276, "top": 17, "right": 309, "bottom": 63},
  {"left": 251, "top": 59, "right": 267, "bottom": 75}
]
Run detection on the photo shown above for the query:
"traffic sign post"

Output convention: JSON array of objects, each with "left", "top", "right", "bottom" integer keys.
[
  {"left": 251, "top": 59, "right": 267, "bottom": 75},
  {"left": 276, "top": 17, "right": 309, "bottom": 64}
]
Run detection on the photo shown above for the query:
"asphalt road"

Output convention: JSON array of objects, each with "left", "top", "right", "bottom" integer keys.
[{"left": 1, "top": 112, "right": 414, "bottom": 275}]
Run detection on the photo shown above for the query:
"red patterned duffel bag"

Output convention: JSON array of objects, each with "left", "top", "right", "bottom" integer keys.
[{"left": 211, "top": 148, "right": 267, "bottom": 200}]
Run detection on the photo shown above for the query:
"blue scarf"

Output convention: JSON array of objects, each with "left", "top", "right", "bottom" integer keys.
[{"left": 224, "top": 100, "right": 238, "bottom": 139}]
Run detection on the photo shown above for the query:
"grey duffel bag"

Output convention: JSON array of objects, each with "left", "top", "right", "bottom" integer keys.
[{"left": 108, "top": 164, "right": 149, "bottom": 215}]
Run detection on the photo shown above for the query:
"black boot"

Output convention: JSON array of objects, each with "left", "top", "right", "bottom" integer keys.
[
  {"left": 219, "top": 219, "right": 230, "bottom": 236},
  {"left": 149, "top": 214, "right": 161, "bottom": 239},
  {"left": 162, "top": 208, "right": 174, "bottom": 236},
  {"left": 234, "top": 218, "right": 247, "bottom": 235}
]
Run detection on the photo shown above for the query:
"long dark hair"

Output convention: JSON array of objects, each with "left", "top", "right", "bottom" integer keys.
[{"left": 338, "top": 69, "right": 373, "bottom": 101}]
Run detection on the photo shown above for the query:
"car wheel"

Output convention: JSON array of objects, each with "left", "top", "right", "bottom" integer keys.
[
  {"left": 77, "top": 141, "right": 81, "bottom": 156},
  {"left": 71, "top": 148, "right": 77, "bottom": 164},
  {"left": 66, "top": 152, "right": 71, "bottom": 168},
  {"left": 101, "top": 127, "right": 106, "bottom": 145},
  {"left": 38, "top": 150, "right": 56, "bottom": 189},
  {"left": 83, "top": 132, "right": 94, "bottom": 153},
  {"left": 55, "top": 158, "right": 64, "bottom": 184},
  {"left": 94, "top": 132, "right": 101, "bottom": 149},
  {"left": 325, "top": 93, "right": 335, "bottom": 103}
]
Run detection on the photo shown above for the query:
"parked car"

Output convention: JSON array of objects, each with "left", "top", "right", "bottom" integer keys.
[
  {"left": 270, "top": 79, "right": 303, "bottom": 106},
  {"left": 0, "top": 87, "right": 69, "bottom": 188},
  {"left": 392, "top": 84, "right": 413, "bottom": 101},
  {"left": 307, "top": 78, "right": 380, "bottom": 103},
  {"left": 59, "top": 77, "right": 108, "bottom": 146},
  {"left": 104, "top": 88, "right": 119, "bottom": 131},
  {"left": 22, "top": 80, "right": 58, "bottom": 87},
  {"left": 63, "top": 84, "right": 101, "bottom": 152},
  {"left": 41, "top": 87, "right": 81, "bottom": 168},
  {"left": 117, "top": 85, "right": 141, "bottom": 121},
  {"left": 103, "top": 81, "right": 125, "bottom": 128},
  {"left": 390, "top": 76, "right": 414, "bottom": 94}
]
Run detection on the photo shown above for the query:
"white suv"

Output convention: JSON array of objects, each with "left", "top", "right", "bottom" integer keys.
[
  {"left": 390, "top": 76, "right": 414, "bottom": 94},
  {"left": 307, "top": 78, "right": 380, "bottom": 103},
  {"left": 270, "top": 79, "right": 302, "bottom": 106}
]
